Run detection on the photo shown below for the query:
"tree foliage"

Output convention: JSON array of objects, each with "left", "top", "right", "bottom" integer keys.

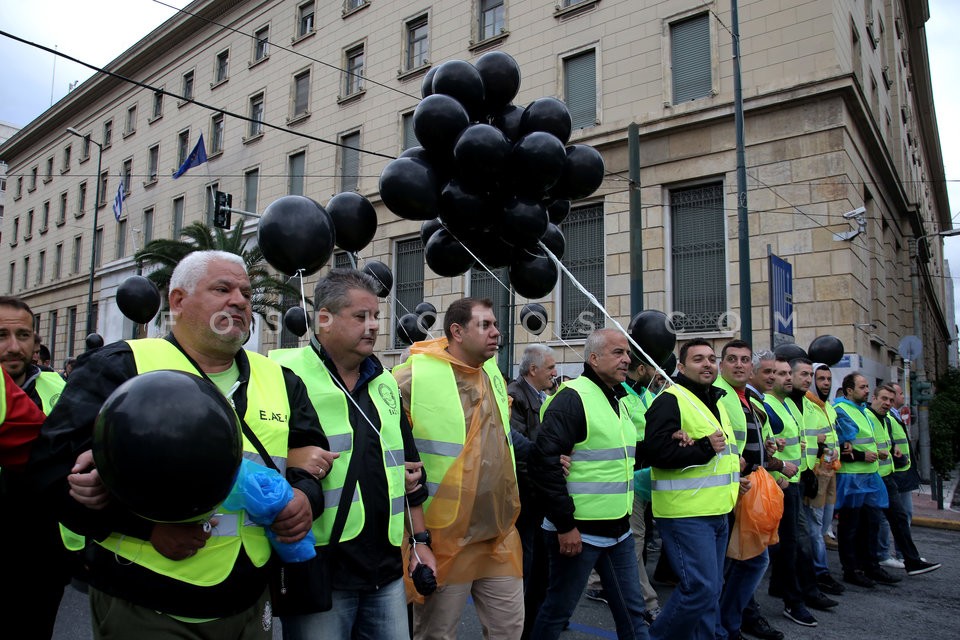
[{"left": 929, "top": 366, "right": 960, "bottom": 477}]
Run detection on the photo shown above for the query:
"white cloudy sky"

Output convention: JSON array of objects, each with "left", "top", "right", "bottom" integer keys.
[{"left": 1, "top": 0, "right": 958, "bottom": 334}]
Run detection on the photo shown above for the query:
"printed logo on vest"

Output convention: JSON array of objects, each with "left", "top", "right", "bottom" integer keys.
[
  {"left": 378, "top": 382, "right": 399, "bottom": 415},
  {"left": 258, "top": 410, "right": 288, "bottom": 422},
  {"left": 493, "top": 373, "right": 506, "bottom": 400}
]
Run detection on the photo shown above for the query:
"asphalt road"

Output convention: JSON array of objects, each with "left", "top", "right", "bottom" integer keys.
[{"left": 52, "top": 524, "right": 960, "bottom": 639}]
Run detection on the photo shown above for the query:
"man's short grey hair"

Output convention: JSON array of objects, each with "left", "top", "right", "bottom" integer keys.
[
  {"left": 584, "top": 328, "right": 621, "bottom": 360},
  {"left": 519, "top": 344, "right": 554, "bottom": 376},
  {"left": 169, "top": 251, "right": 246, "bottom": 294},
  {"left": 314, "top": 268, "right": 379, "bottom": 314},
  {"left": 752, "top": 349, "right": 775, "bottom": 368}
]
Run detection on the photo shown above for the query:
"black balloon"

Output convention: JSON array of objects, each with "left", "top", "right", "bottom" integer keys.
[
  {"left": 420, "top": 218, "right": 444, "bottom": 246},
  {"left": 397, "top": 312, "right": 428, "bottom": 345},
  {"left": 425, "top": 229, "right": 475, "bottom": 277},
  {"left": 421, "top": 66, "right": 438, "bottom": 98},
  {"left": 774, "top": 343, "right": 808, "bottom": 362},
  {"left": 546, "top": 199, "right": 571, "bottom": 225},
  {"left": 520, "top": 97, "right": 573, "bottom": 144},
  {"left": 661, "top": 353, "right": 678, "bottom": 376},
  {"left": 415, "top": 301, "right": 438, "bottom": 329},
  {"left": 258, "top": 196, "right": 335, "bottom": 276},
  {"left": 379, "top": 157, "right": 442, "bottom": 221},
  {"left": 628, "top": 310, "right": 677, "bottom": 371},
  {"left": 493, "top": 104, "right": 524, "bottom": 142},
  {"left": 475, "top": 51, "right": 521, "bottom": 113},
  {"left": 439, "top": 181, "right": 499, "bottom": 235},
  {"left": 85, "top": 333, "right": 104, "bottom": 351},
  {"left": 326, "top": 192, "right": 377, "bottom": 253},
  {"left": 464, "top": 230, "right": 515, "bottom": 269},
  {"left": 510, "top": 132, "right": 567, "bottom": 195},
  {"left": 552, "top": 144, "right": 605, "bottom": 201},
  {"left": 362, "top": 260, "right": 393, "bottom": 297},
  {"left": 808, "top": 335, "right": 844, "bottom": 366},
  {"left": 501, "top": 197, "right": 548, "bottom": 248},
  {"left": 431, "top": 60, "right": 485, "bottom": 121},
  {"left": 519, "top": 302, "right": 548, "bottom": 335},
  {"left": 453, "top": 124, "right": 510, "bottom": 189},
  {"left": 509, "top": 250, "right": 559, "bottom": 299},
  {"left": 413, "top": 94, "right": 470, "bottom": 155},
  {"left": 93, "top": 370, "right": 242, "bottom": 522},
  {"left": 540, "top": 223, "right": 565, "bottom": 259},
  {"left": 283, "top": 307, "right": 309, "bottom": 338},
  {"left": 116, "top": 276, "right": 161, "bottom": 325}
]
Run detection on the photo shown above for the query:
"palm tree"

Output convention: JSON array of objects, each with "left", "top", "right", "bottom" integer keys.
[{"left": 134, "top": 220, "right": 301, "bottom": 330}]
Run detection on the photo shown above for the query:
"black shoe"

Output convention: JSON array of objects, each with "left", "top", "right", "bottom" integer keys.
[
  {"left": 584, "top": 588, "right": 608, "bottom": 604},
  {"left": 783, "top": 605, "right": 817, "bottom": 627},
  {"left": 842, "top": 570, "right": 876, "bottom": 588},
  {"left": 866, "top": 567, "right": 902, "bottom": 584},
  {"left": 805, "top": 592, "right": 839, "bottom": 610},
  {"left": 767, "top": 584, "right": 784, "bottom": 599},
  {"left": 905, "top": 560, "right": 942, "bottom": 576},
  {"left": 741, "top": 616, "right": 785, "bottom": 640},
  {"left": 816, "top": 573, "right": 845, "bottom": 595}
]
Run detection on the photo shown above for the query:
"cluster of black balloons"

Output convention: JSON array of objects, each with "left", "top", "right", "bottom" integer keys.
[
  {"left": 379, "top": 52, "right": 605, "bottom": 300},
  {"left": 396, "top": 302, "right": 438, "bottom": 346},
  {"left": 775, "top": 335, "right": 845, "bottom": 367},
  {"left": 628, "top": 310, "right": 678, "bottom": 370}
]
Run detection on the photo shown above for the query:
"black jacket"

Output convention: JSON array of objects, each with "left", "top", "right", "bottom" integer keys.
[
  {"left": 643, "top": 373, "right": 721, "bottom": 469},
  {"left": 27, "top": 337, "right": 328, "bottom": 618},
  {"left": 507, "top": 376, "right": 544, "bottom": 499},
  {"left": 529, "top": 363, "right": 632, "bottom": 538}
]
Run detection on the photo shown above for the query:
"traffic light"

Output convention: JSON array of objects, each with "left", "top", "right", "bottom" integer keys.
[
  {"left": 915, "top": 380, "right": 934, "bottom": 404},
  {"left": 214, "top": 191, "right": 232, "bottom": 229}
]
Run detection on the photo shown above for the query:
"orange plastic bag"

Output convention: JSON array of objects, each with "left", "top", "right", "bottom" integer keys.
[{"left": 727, "top": 469, "right": 784, "bottom": 561}]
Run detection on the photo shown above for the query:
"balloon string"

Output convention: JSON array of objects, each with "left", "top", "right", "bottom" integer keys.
[{"left": 351, "top": 254, "right": 437, "bottom": 341}]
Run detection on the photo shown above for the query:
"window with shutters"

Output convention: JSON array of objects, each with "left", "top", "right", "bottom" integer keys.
[
  {"left": 147, "top": 144, "right": 160, "bottom": 184},
  {"left": 248, "top": 93, "right": 265, "bottom": 138},
  {"left": 470, "top": 266, "right": 510, "bottom": 372},
  {"left": 292, "top": 69, "right": 311, "bottom": 119},
  {"left": 478, "top": 0, "right": 505, "bottom": 42},
  {"left": 152, "top": 91, "right": 163, "bottom": 120},
  {"left": 288, "top": 151, "right": 306, "bottom": 196},
  {"left": 340, "top": 131, "right": 360, "bottom": 192},
  {"left": 210, "top": 113, "right": 225, "bottom": 154},
  {"left": 72, "top": 236, "right": 82, "bottom": 274},
  {"left": 670, "top": 13, "right": 712, "bottom": 104},
  {"left": 400, "top": 111, "right": 418, "bottom": 151},
  {"left": 182, "top": 70, "right": 194, "bottom": 101},
  {"left": 343, "top": 44, "right": 365, "bottom": 97},
  {"left": 172, "top": 196, "right": 184, "bottom": 238},
  {"left": 122, "top": 158, "right": 133, "bottom": 195},
  {"left": 669, "top": 182, "right": 727, "bottom": 333},
  {"left": 177, "top": 129, "right": 190, "bottom": 165},
  {"left": 559, "top": 204, "right": 604, "bottom": 339},
  {"left": 116, "top": 218, "right": 127, "bottom": 259},
  {"left": 214, "top": 49, "right": 230, "bottom": 85},
  {"left": 254, "top": 26, "right": 270, "bottom": 62},
  {"left": 297, "top": 2, "right": 315, "bottom": 38},
  {"left": 562, "top": 47, "right": 597, "bottom": 130},
  {"left": 143, "top": 207, "right": 154, "bottom": 244},
  {"left": 405, "top": 15, "right": 429, "bottom": 70},
  {"left": 244, "top": 168, "right": 260, "bottom": 213},
  {"left": 334, "top": 251, "right": 353, "bottom": 269},
  {"left": 54, "top": 243, "right": 63, "bottom": 279},
  {"left": 393, "top": 238, "right": 424, "bottom": 348},
  {"left": 205, "top": 182, "right": 219, "bottom": 227}
]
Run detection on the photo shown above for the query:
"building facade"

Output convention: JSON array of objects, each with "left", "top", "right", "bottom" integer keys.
[{"left": 0, "top": 0, "right": 952, "bottom": 382}]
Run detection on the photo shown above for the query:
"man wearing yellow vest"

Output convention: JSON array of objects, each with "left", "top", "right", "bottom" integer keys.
[
  {"left": 527, "top": 329, "right": 648, "bottom": 639},
  {"left": 270, "top": 268, "right": 436, "bottom": 638},
  {"left": 0, "top": 295, "right": 74, "bottom": 639},
  {"left": 645, "top": 338, "right": 739, "bottom": 640},
  {"left": 27, "top": 251, "right": 328, "bottom": 638},
  {"left": 393, "top": 297, "right": 523, "bottom": 639},
  {"left": 883, "top": 383, "right": 922, "bottom": 561},
  {"left": 866, "top": 384, "right": 940, "bottom": 576}
]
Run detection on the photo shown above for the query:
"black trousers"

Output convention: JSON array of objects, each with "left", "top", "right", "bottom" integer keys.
[
  {"left": 768, "top": 483, "right": 820, "bottom": 606},
  {"left": 880, "top": 474, "right": 921, "bottom": 564},
  {"left": 838, "top": 503, "right": 882, "bottom": 574}
]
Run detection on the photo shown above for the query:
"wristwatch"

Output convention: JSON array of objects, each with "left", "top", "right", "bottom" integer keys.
[{"left": 409, "top": 530, "right": 432, "bottom": 548}]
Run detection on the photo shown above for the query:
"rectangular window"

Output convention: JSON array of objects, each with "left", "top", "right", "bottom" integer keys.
[
  {"left": 254, "top": 26, "right": 270, "bottom": 60},
  {"left": 344, "top": 45, "right": 364, "bottom": 96},
  {"left": 288, "top": 152, "right": 306, "bottom": 196},
  {"left": 560, "top": 204, "right": 605, "bottom": 339},
  {"left": 81, "top": 134, "right": 91, "bottom": 160},
  {"left": 40, "top": 201, "right": 50, "bottom": 232},
  {"left": 153, "top": 91, "right": 163, "bottom": 118},
  {"left": 172, "top": 197, "right": 184, "bottom": 238},
  {"left": 125, "top": 104, "right": 137, "bottom": 135},
  {"left": 48, "top": 310, "right": 57, "bottom": 362},
  {"left": 249, "top": 93, "right": 265, "bottom": 136},
  {"left": 54, "top": 243, "right": 63, "bottom": 279},
  {"left": 293, "top": 70, "right": 311, "bottom": 116},
  {"left": 122, "top": 158, "right": 132, "bottom": 194},
  {"left": 345, "top": 0, "right": 365, "bottom": 11},
  {"left": 25, "top": 209, "right": 34, "bottom": 238},
  {"left": 406, "top": 15, "right": 429, "bottom": 70},
  {"left": 298, "top": 1, "right": 315, "bottom": 37},
  {"left": 94, "top": 227, "right": 103, "bottom": 267},
  {"left": 401, "top": 112, "right": 418, "bottom": 150},
  {"left": 147, "top": 144, "right": 160, "bottom": 182},
  {"left": 37, "top": 250, "right": 45, "bottom": 284},
  {"left": 15, "top": 177, "right": 23, "bottom": 198},
  {"left": 479, "top": 0, "right": 505, "bottom": 41},
  {"left": 78, "top": 181, "right": 87, "bottom": 216},
  {"left": 205, "top": 183, "right": 219, "bottom": 227},
  {"left": 671, "top": 13, "right": 712, "bottom": 104},
  {"left": 22, "top": 257, "right": 29, "bottom": 290},
  {"left": 210, "top": 113, "right": 225, "bottom": 153},
  {"left": 215, "top": 50, "right": 230, "bottom": 84},
  {"left": 669, "top": 182, "right": 726, "bottom": 332},
  {"left": 340, "top": 131, "right": 360, "bottom": 192},
  {"left": 30, "top": 166, "right": 38, "bottom": 190},
  {"left": 67, "top": 306, "right": 77, "bottom": 356},
  {"left": 72, "top": 236, "right": 82, "bottom": 274},
  {"left": 58, "top": 192, "right": 67, "bottom": 225},
  {"left": 393, "top": 238, "right": 424, "bottom": 348},
  {"left": 10, "top": 218, "right": 18, "bottom": 245},
  {"left": 7, "top": 263, "right": 14, "bottom": 294},
  {"left": 182, "top": 70, "right": 194, "bottom": 100},
  {"left": 334, "top": 251, "right": 352, "bottom": 269},
  {"left": 177, "top": 130, "right": 190, "bottom": 165},
  {"left": 103, "top": 120, "right": 113, "bottom": 147},
  {"left": 45, "top": 156, "right": 54, "bottom": 181},
  {"left": 116, "top": 218, "right": 127, "bottom": 259},
  {"left": 62, "top": 145, "right": 71, "bottom": 172},
  {"left": 244, "top": 168, "right": 260, "bottom": 213},
  {"left": 99, "top": 172, "right": 108, "bottom": 207},
  {"left": 564, "top": 49, "right": 597, "bottom": 130},
  {"left": 143, "top": 207, "right": 154, "bottom": 244}
]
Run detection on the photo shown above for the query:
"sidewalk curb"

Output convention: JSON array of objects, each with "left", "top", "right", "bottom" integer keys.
[{"left": 912, "top": 516, "right": 960, "bottom": 531}]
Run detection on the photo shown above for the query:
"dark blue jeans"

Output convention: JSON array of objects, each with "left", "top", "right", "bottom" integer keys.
[
  {"left": 717, "top": 549, "right": 769, "bottom": 639},
  {"left": 650, "top": 515, "right": 728, "bottom": 640},
  {"left": 531, "top": 532, "right": 649, "bottom": 640}
]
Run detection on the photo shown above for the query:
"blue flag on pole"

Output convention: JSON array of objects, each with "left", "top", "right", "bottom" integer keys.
[
  {"left": 172, "top": 133, "right": 208, "bottom": 179},
  {"left": 112, "top": 177, "right": 124, "bottom": 221}
]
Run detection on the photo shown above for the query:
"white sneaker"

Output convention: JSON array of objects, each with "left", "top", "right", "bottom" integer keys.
[
  {"left": 825, "top": 530, "right": 837, "bottom": 540},
  {"left": 880, "top": 557, "right": 905, "bottom": 569}
]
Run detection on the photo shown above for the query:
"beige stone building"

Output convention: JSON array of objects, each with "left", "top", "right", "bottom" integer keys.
[{"left": 0, "top": 0, "right": 952, "bottom": 384}]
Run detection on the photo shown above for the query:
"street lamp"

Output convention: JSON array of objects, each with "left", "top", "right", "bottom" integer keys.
[{"left": 66, "top": 126, "right": 103, "bottom": 335}]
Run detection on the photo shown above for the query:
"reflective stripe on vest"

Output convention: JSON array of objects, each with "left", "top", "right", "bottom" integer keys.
[
  {"left": 542, "top": 376, "right": 636, "bottom": 521},
  {"left": 833, "top": 401, "right": 879, "bottom": 474},
  {"left": 714, "top": 377, "right": 748, "bottom": 452},
  {"left": 765, "top": 395, "right": 803, "bottom": 481},
  {"left": 890, "top": 414, "right": 912, "bottom": 472},
  {"left": 0, "top": 374, "right": 5, "bottom": 423},
  {"left": 650, "top": 385, "right": 739, "bottom": 519},
  {"left": 867, "top": 411, "right": 895, "bottom": 478},
  {"left": 270, "top": 347, "right": 406, "bottom": 546},
  {"left": 399, "top": 353, "right": 513, "bottom": 528},
  {"left": 798, "top": 395, "right": 831, "bottom": 469},
  {"left": 96, "top": 339, "right": 289, "bottom": 587}
]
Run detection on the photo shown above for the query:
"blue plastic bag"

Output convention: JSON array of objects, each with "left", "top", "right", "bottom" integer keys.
[
  {"left": 633, "top": 467, "right": 652, "bottom": 502},
  {"left": 223, "top": 459, "right": 316, "bottom": 562}
]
